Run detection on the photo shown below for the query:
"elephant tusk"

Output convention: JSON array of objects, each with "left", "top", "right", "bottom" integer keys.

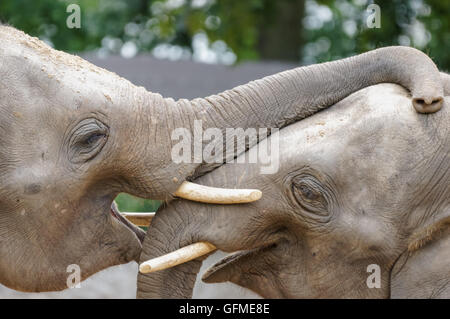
[
  {"left": 174, "top": 181, "right": 262, "bottom": 204},
  {"left": 139, "top": 242, "right": 217, "bottom": 274},
  {"left": 121, "top": 212, "right": 155, "bottom": 227}
]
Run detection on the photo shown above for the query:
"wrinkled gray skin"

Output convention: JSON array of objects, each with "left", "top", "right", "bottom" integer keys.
[
  {"left": 137, "top": 83, "right": 450, "bottom": 299},
  {"left": 0, "top": 26, "right": 445, "bottom": 292}
]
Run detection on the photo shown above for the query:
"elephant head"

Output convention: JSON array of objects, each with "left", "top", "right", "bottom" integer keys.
[
  {"left": 0, "top": 25, "right": 445, "bottom": 292},
  {"left": 137, "top": 83, "right": 450, "bottom": 298}
]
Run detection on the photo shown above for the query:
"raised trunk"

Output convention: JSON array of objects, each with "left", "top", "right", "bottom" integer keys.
[{"left": 135, "top": 47, "right": 443, "bottom": 199}]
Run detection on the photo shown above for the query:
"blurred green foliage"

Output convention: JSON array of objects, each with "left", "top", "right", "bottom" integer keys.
[
  {"left": 1, "top": 0, "right": 448, "bottom": 211},
  {"left": 307, "top": 0, "right": 450, "bottom": 68},
  {"left": 1, "top": 0, "right": 448, "bottom": 67},
  {"left": 115, "top": 193, "right": 162, "bottom": 212}
]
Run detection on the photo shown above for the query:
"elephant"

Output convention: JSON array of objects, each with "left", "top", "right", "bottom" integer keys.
[
  {"left": 137, "top": 82, "right": 450, "bottom": 299},
  {"left": 0, "top": 25, "right": 445, "bottom": 292}
]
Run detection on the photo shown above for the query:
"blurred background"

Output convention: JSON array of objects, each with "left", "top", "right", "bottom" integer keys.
[
  {"left": 0, "top": 0, "right": 448, "bottom": 298},
  {"left": 1, "top": 0, "right": 449, "bottom": 67}
]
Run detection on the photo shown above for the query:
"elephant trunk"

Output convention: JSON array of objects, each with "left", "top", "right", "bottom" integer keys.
[
  {"left": 136, "top": 164, "right": 265, "bottom": 298},
  {"left": 136, "top": 203, "right": 261, "bottom": 298},
  {"left": 131, "top": 47, "right": 443, "bottom": 200},
  {"left": 136, "top": 204, "right": 207, "bottom": 299}
]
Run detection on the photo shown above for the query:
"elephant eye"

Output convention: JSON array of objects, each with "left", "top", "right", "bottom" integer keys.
[
  {"left": 82, "top": 132, "right": 105, "bottom": 147},
  {"left": 298, "top": 184, "right": 321, "bottom": 201},
  {"left": 292, "top": 176, "right": 328, "bottom": 215},
  {"left": 68, "top": 119, "right": 109, "bottom": 164}
]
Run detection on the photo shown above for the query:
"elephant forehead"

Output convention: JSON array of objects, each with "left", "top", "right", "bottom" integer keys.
[
  {"left": 1, "top": 26, "right": 111, "bottom": 79},
  {"left": 0, "top": 26, "right": 131, "bottom": 106},
  {"left": 277, "top": 84, "right": 427, "bottom": 169}
]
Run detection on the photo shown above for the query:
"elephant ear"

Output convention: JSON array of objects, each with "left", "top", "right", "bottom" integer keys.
[{"left": 390, "top": 215, "right": 450, "bottom": 298}]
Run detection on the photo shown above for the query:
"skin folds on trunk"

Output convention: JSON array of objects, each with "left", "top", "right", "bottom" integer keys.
[{"left": 139, "top": 47, "right": 444, "bottom": 198}]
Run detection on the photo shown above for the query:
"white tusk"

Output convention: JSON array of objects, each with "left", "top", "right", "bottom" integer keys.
[
  {"left": 139, "top": 242, "right": 217, "bottom": 274},
  {"left": 174, "top": 181, "right": 262, "bottom": 204},
  {"left": 121, "top": 212, "right": 155, "bottom": 227}
]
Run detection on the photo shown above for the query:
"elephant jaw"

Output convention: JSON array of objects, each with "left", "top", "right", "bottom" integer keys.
[{"left": 201, "top": 242, "right": 278, "bottom": 284}]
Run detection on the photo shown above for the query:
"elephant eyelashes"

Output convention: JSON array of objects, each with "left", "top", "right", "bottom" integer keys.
[
  {"left": 68, "top": 118, "right": 109, "bottom": 164},
  {"left": 292, "top": 176, "right": 328, "bottom": 216}
]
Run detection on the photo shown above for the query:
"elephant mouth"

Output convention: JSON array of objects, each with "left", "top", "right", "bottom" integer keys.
[
  {"left": 110, "top": 202, "right": 148, "bottom": 244},
  {"left": 138, "top": 230, "right": 277, "bottom": 280},
  {"left": 136, "top": 182, "right": 264, "bottom": 273},
  {"left": 201, "top": 243, "right": 277, "bottom": 283}
]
